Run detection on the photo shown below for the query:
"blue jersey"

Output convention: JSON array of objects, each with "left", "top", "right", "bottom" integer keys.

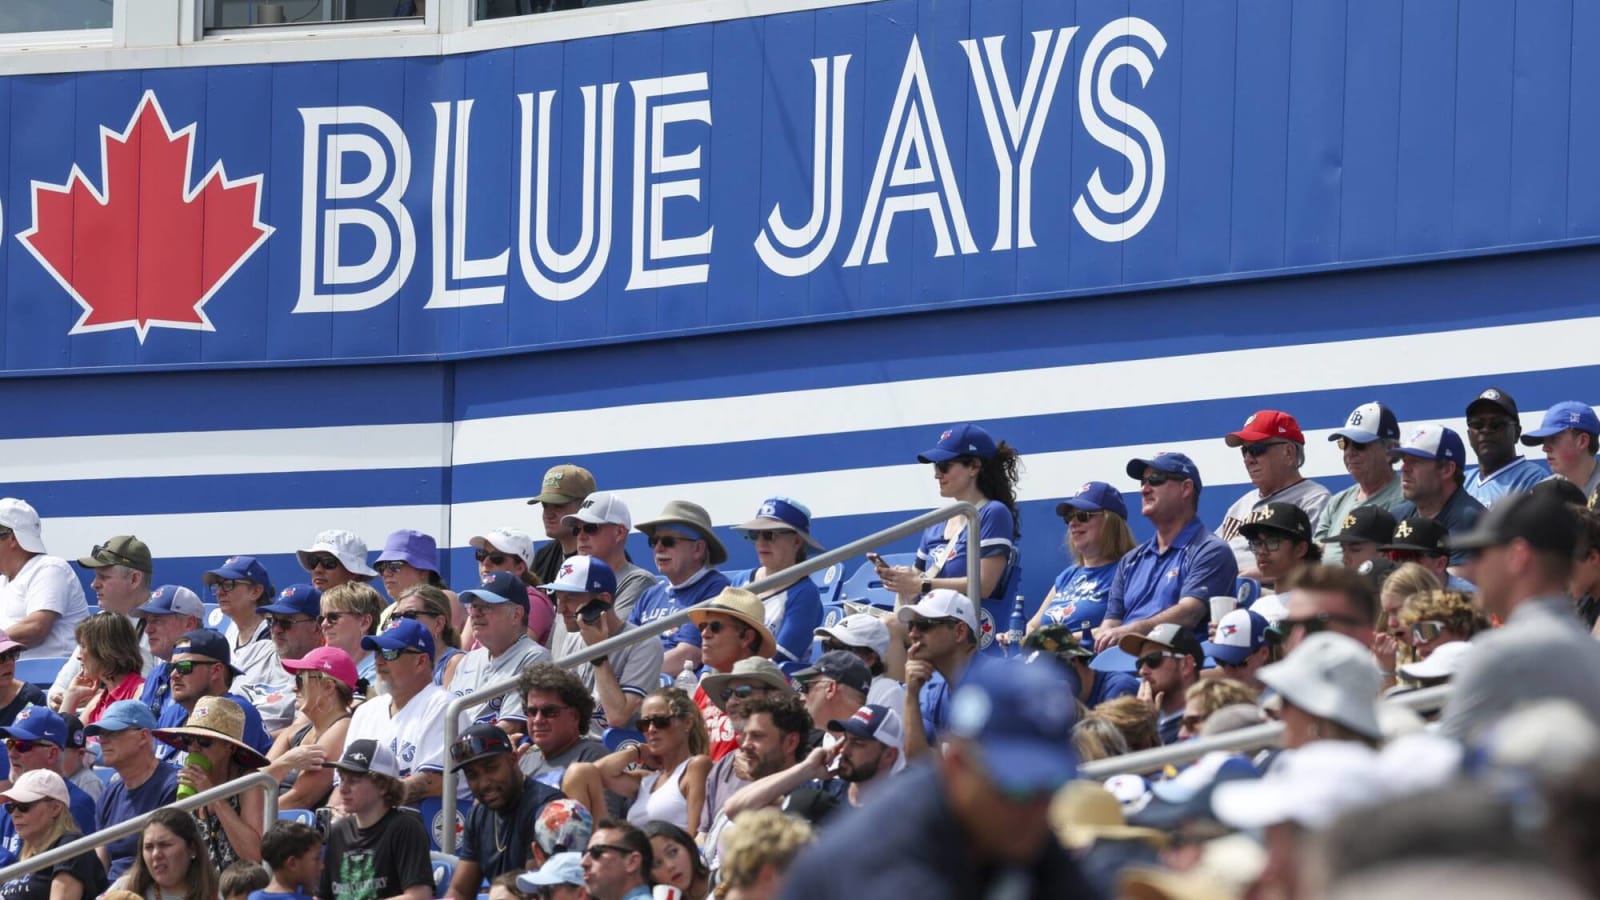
[
  {"left": 1106, "top": 518, "right": 1237, "bottom": 636},
  {"left": 914, "top": 500, "right": 1015, "bottom": 602},
  {"left": 727, "top": 569, "right": 823, "bottom": 668},
  {"left": 1391, "top": 488, "right": 1487, "bottom": 566},
  {"left": 627, "top": 569, "right": 731, "bottom": 650},
  {"left": 917, "top": 654, "right": 996, "bottom": 748},
  {"left": 1086, "top": 670, "right": 1140, "bottom": 707},
  {"left": 1040, "top": 561, "right": 1119, "bottom": 630},
  {"left": 1464, "top": 457, "right": 1548, "bottom": 507}
]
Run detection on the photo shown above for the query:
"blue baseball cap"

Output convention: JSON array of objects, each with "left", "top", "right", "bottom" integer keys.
[
  {"left": 1388, "top": 423, "right": 1466, "bottom": 465},
  {"left": 258, "top": 583, "right": 323, "bottom": 619},
  {"left": 363, "top": 618, "right": 436, "bottom": 658},
  {"left": 1201, "top": 608, "right": 1269, "bottom": 666},
  {"left": 461, "top": 571, "right": 529, "bottom": 610},
  {"left": 1328, "top": 402, "right": 1401, "bottom": 445},
  {"left": 201, "top": 556, "right": 275, "bottom": 598},
  {"left": 917, "top": 423, "right": 999, "bottom": 463},
  {"left": 134, "top": 585, "right": 206, "bottom": 619},
  {"left": 1125, "top": 452, "right": 1203, "bottom": 492},
  {"left": 84, "top": 700, "right": 159, "bottom": 736},
  {"left": 1054, "top": 481, "right": 1128, "bottom": 520},
  {"left": 173, "top": 629, "right": 242, "bottom": 675},
  {"left": 1, "top": 705, "right": 67, "bottom": 747},
  {"left": 947, "top": 658, "right": 1077, "bottom": 795},
  {"left": 1522, "top": 401, "right": 1600, "bottom": 445}
]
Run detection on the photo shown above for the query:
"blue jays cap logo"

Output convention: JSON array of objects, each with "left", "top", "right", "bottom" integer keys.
[
  {"left": 482, "top": 574, "right": 495, "bottom": 586},
  {"left": 561, "top": 563, "right": 575, "bottom": 578},
  {"left": 1484, "top": 389, "right": 1501, "bottom": 400},
  {"left": 153, "top": 588, "right": 166, "bottom": 599},
  {"left": 225, "top": 557, "right": 239, "bottom": 566},
  {"left": 759, "top": 501, "right": 778, "bottom": 517},
  {"left": 1222, "top": 623, "right": 1238, "bottom": 637},
  {"left": 281, "top": 588, "right": 293, "bottom": 597},
  {"left": 940, "top": 430, "right": 952, "bottom": 441}
]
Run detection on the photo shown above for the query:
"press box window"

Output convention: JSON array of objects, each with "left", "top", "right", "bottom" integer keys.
[
  {"left": 0, "top": 0, "right": 112, "bottom": 33},
  {"left": 203, "top": 0, "right": 420, "bottom": 28}
]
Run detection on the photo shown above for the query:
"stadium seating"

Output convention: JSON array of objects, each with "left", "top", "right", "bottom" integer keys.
[{"left": 16, "top": 657, "right": 69, "bottom": 688}]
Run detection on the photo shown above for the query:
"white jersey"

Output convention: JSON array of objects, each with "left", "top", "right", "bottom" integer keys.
[
  {"left": 231, "top": 621, "right": 296, "bottom": 733},
  {"left": 450, "top": 633, "right": 551, "bottom": 729},
  {"left": 347, "top": 682, "right": 453, "bottom": 778},
  {"left": 0, "top": 555, "right": 89, "bottom": 660}
]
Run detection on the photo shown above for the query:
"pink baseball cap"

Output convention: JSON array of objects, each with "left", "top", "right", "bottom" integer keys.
[
  {"left": 281, "top": 646, "right": 358, "bottom": 689},
  {"left": 0, "top": 630, "right": 24, "bottom": 656}
]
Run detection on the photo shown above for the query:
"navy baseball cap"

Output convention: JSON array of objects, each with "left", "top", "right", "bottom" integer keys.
[
  {"left": 450, "top": 723, "right": 516, "bottom": 772},
  {"left": 917, "top": 423, "right": 999, "bottom": 463},
  {"left": 1, "top": 705, "right": 67, "bottom": 747},
  {"left": 1125, "top": 452, "right": 1203, "bottom": 492},
  {"left": 1388, "top": 423, "right": 1466, "bottom": 466},
  {"left": 1328, "top": 402, "right": 1400, "bottom": 445},
  {"left": 201, "top": 556, "right": 275, "bottom": 598},
  {"left": 364, "top": 618, "right": 436, "bottom": 659},
  {"left": 793, "top": 650, "right": 872, "bottom": 697},
  {"left": 947, "top": 658, "right": 1077, "bottom": 795},
  {"left": 461, "top": 571, "right": 530, "bottom": 610},
  {"left": 258, "top": 584, "right": 323, "bottom": 619},
  {"left": 173, "top": 629, "right": 241, "bottom": 675},
  {"left": 84, "top": 700, "right": 158, "bottom": 736},
  {"left": 1522, "top": 401, "right": 1600, "bottom": 445},
  {"left": 1054, "top": 481, "right": 1128, "bottom": 521}
]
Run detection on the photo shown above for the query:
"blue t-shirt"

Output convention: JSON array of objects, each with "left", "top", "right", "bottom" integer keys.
[
  {"left": 1040, "top": 562, "right": 1120, "bottom": 630},
  {"left": 914, "top": 500, "right": 1015, "bottom": 602},
  {"left": 138, "top": 660, "right": 173, "bottom": 718},
  {"left": 1464, "top": 457, "right": 1548, "bottom": 507},
  {"left": 1390, "top": 488, "right": 1487, "bottom": 566},
  {"left": 916, "top": 654, "right": 996, "bottom": 748},
  {"left": 153, "top": 691, "right": 273, "bottom": 761},
  {"left": 248, "top": 890, "right": 317, "bottom": 900},
  {"left": 1106, "top": 518, "right": 1237, "bottom": 636},
  {"left": 97, "top": 762, "right": 180, "bottom": 879},
  {"left": 0, "top": 780, "right": 98, "bottom": 866},
  {"left": 1086, "top": 670, "right": 1140, "bottom": 707},
  {"left": 627, "top": 569, "right": 732, "bottom": 650},
  {"left": 727, "top": 570, "right": 823, "bottom": 669}
]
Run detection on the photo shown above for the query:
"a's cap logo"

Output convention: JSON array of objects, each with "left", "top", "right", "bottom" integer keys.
[
  {"left": 1394, "top": 521, "right": 1414, "bottom": 539},
  {"left": 1343, "top": 514, "right": 1357, "bottom": 530},
  {"left": 545, "top": 472, "right": 565, "bottom": 487}
]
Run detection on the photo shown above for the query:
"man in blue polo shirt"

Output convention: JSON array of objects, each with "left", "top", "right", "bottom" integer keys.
[
  {"left": 0, "top": 705, "right": 98, "bottom": 864},
  {"left": 627, "top": 501, "right": 731, "bottom": 676},
  {"left": 1096, "top": 452, "right": 1238, "bottom": 652},
  {"left": 1462, "top": 387, "right": 1548, "bottom": 506},
  {"left": 1388, "top": 423, "right": 1486, "bottom": 567}
]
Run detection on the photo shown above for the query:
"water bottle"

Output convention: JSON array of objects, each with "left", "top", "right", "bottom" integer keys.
[
  {"left": 674, "top": 660, "right": 699, "bottom": 692},
  {"left": 174, "top": 751, "right": 212, "bottom": 800},
  {"left": 1006, "top": 591, "right": 1027, "bottom": 655}
]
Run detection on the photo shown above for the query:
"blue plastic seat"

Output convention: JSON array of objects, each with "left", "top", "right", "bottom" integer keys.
[
  {"left": 204, "top": 604, "right": 233, "bottom": 634},
  {"left": 809, "top": 562, "right": 844, "bottom": 606},
  {"left": 1233, "top": 576, "right": 1262, "bottom": 608},
  {"left": 15, "top": 657, "right": 69, "bottom": 688},
  {"left": 93, "top": 766, "right": 116, "bottom": 789},
  {"left": 837, "top": 553, "right": 915, "bottom": 611},
  {"left": 431, "top": 852, "right": 458, "bottom": 897},
  {"left": 278, "top": 808, "right": 316, "bottom": 826}
]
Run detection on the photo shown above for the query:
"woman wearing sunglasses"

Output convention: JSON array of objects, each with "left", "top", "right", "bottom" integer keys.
[
  {"left": 113, "top": 808, "right": 217, "bottom": 900},
  {"left": 1372, "top": 563, "right": 1441, "bottom": 688},
  {"left": 320, "top": 583, "right": 386, "bottom": 694},
  {"left": 468, "top": 529, "right": 556, "bottom": 648},
  {"left": 878, "top": 423, "right": 1022, "bottom": 608},
  {"left": 392, "top": 584, "right": 467, "bottom": 685},
  {"left": 264, "top": 647, "right": 359, "bottom": 811},
  {"left": 727, "top": 497, "right": 825, "bottom": 670},
  {"left": 1397, "top": 590, "right": 1486, "bottom": 662},
  {"left": 153, "top": 696, "right": 272, "bottom": 870},
  {"left": 1009, "top": 482, "right": 1136, "bottom": 646},
  {"left": 591, "top": 687, "right": 710, "bottom": 833},
  {"left": 0, "top": 770, "right": 106, "bottom": 900}
]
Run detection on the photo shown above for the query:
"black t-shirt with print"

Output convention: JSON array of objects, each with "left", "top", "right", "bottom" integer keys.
[{"left": 320, "top": 808, "right": 434, "bottom": 900}]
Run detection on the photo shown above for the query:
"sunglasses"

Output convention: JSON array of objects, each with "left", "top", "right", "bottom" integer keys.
[
  {"left": 526, "top": 704, "right": 569, "bottom": 720},
  {"left": 3, "top": 801, "right": 36, "bottom": 814},
  {"left": 378, "top": 648, "right": 422, "bottom": 661},
  {"left": 819, "top": 639, "right": 856, "bottom": 655},
  {"left": 637, "top": 715, "right": 680, "bottom": 731},
  {"left": 318, "top": 613, "right": 349, "bottom": 626},
  {"left": 905, "top": 617, "right": 952, "bottom": 632},
  {"left": 697, "top": 619, "right": 739, "bottom": 636},
  {"left": 1140, "top": 471, "right": 1187, "bottom": 488},
  {"left": 583, "top": 844, "right": 634, "bottom": 861},
  {"left": 171, "top": 659, "right": 223, "bottom": 676},
  {"left": 0, "top": 649, "right": 19, "bottom": 665},
  {"left": 91, "top": 543, "right": 140, "bottom": 567},
  {"left": 449, "top": 732, "right": 510, "bottom": 764},
  {"left": 4, "top": 739, "right": 40, "bottom": 754},
  {"left": 568, "top": 523, "right": 607, "bottom": 536},
  {"left": 295, "top": 672, "right": 323, "bottom": 688},
  {"left": 267, "top": 616, "right": 314, "bottom": 631},
  {"left": 1241, "top": 441, "right": 1287, "bottom": 458},
  {"left": 178, "top": 736, "right": 218, "bottom": 751},
  {"left": 648, "top": 535, "right": 696, "bottom": 549},
  {"left": 1281, "top": 612, "right": 1366, "bottom": 635},
  {"left": 1334, "top": 437, "right": 1379, "bottom": 452},
  {"left": 1061, "top": 510, "right": 1103, "bottom": 524},
  {"left": 933, "top": 457, "right": 978, "bottom": 475},
  {"left": 1137, "top": 651, "right": 1182, "bottom": 670},
  {"left": 305, "top": 556, "right": 343, "bottom": 571},
  {"left": 748, "top": 530, "right": 796, "bottom": 543},
  {"left": 718, "top": 683, "right": 768, "bottom": 704},
  {"left": 391, "top": 610, "right": 437, "bottom": 621},
  {"left": 1410, "top": 620, "right": 1448, "bottom": 644},
  {"left": 473, "top": 550, "right": 508, "bottom": 565},
  {"left": 374, "top": 561, "right": 409, "bottom": 575}
]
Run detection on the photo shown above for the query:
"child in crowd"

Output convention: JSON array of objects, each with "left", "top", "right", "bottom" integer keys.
[
  {"left": 221, "top": 861, "right": 270, "bottom": 900},
  {"left": 247, "top": 823, "right": 323, "bottom": 900}
]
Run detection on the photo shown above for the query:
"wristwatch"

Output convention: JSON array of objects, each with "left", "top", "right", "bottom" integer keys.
[{"left": 920, "top": 578, "right": 932, "bottom": 595}]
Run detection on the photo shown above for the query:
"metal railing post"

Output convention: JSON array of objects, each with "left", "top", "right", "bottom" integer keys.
[
  {"left": 0, "top": 771, "right": 278, "bottom": 883},
  {"left": 438, "top": 502, "right": 981, "bottom": 853}
]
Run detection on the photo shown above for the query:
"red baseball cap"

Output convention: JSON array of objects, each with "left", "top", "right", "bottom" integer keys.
[
  {"left": 1225, "top": 410, "right": 1305, "bottom": 446},
  {"left": 282, "top": 646, "right": 359, "bottom": 689}
]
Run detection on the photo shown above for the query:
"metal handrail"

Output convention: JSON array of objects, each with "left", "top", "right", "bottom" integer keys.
[
  {"left": 0, "top": 771, "right": 279, "bottom": 883},
  {"left": 438, "top": 501, "right": 983, "bottom": 853},
  {"left": 1077, "top": 684, "right": 1453, "bottom": 778}
]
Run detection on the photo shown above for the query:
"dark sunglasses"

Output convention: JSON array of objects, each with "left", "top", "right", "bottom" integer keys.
[
  {"left": 526, "top": 704, "right": 569, "bottom": 720},
  {"left": 637, "top": 714, "right": 680, "bottom": 731},
  {"left": 0, "top": 649, "right": 20, "bottom": 664},
  {"left": 568, "top": 523, "right": 607, "bottom": 536},
  {"left": 179, "top": 736, "right": 218, "bottom": 751},
  {"left": 583, "top": 844, "right": 634, "bottom": 861},
  {"left": 933, "top": 457, "right": 977, "bottom": 475},
  {"left": 1410, "top": 620, "right": 1447, "bottom": 644},
  {"left": 3, "top": 801, "right": 36, "bottom": 814},
  {"left": 305, "top": 556, "right": 343, "bottom": 571},
  {"left": 171, "top": 659, "right": 223, "bottom": 676},
  {"left": 648, "top": 535, "right": 693, "bottom": 549},
  {"left": 91, "top": 543, "right": 140, "bottom": 567},
  {"left": 4, "top": 738, "right": 40, "bottom": 754},
  {"left": 391, "top": 610, "right": 437, "bottom": 621},
  {"left": 318, "top": 613, "right": 348, "bottom": 626},
  {"left": 473, "top": 550, "right": 508, "bottom": 565},
  {"left": 697, "top": 619, "right": 740, "bottom": 636},
  {"left": 378, "top": 648, "right": 422, "bottom": 661},
  {"left": 1140, "top": 471, "right": 1187, "bottom": 488},
  {"left": 1137, "top": 651, "right": 1182, "bottom": 670},
  {"left": 718, "top": 683, "right": 767, "bottom": 704},
  {"left": 374, "top": 561, "right": 408, "bottom": 575},
  {"left": 267, "top": 616, "right": 314, "bottom": 631},
  {"left": 210, "top": 579, "right": 249, "bottom": 595},
  {"left": 905, "top": 616, "right": 952, "bottom": 632},
  {"left": 1281, "top": 612, "right": 1366, "bottom": 635},
  {"left": 748, "top": 530, "right": 796, "bottom": 543},
  {"left": 1241, "top": 441, "right": 1287, "bottom": 458},
  {"left": 1061, "top": 510, "right": 1103, "bottom": 524},
  {"left": 818, "top": 640, "right": 857, "bottom": 655},
  {"left": 1334, "top": 437, "right": 1379, "bottom": 452}
]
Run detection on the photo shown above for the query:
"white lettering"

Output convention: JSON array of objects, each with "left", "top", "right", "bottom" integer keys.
[
  {"left": 293, "top": 106, "right": 415, "bottom": 314},
  {"left": 846, "top": 36, "right": 976, "bottom": 267},
  {"left": 517, "top": 85, "right": 619, "bottom": 301},
  {"left": 627, "top": 73, "right": 714, "bottom": 290},
  {"left": 426, "top": 100, "right": 510, "bottom": 309},
  {"left": 754, "top": 55, "right": 850, "bottom": 278},
  {"left": 963, "top": 29, "right": 1074, "bottom": 251},
  {"left": 1073, "top": 17, "right": 1167, "bottom": 242}
]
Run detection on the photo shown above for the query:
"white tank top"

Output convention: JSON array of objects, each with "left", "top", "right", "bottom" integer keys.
[{"left": 626, "top": 756, "right": 692, "bottom": 830}]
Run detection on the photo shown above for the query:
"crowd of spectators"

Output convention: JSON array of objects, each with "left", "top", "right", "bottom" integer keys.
[{"left": 0, "top": 392, "right": 1598, "bottom": 897}]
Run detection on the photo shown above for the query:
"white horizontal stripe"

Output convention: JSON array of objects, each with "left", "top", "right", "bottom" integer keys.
[
  {"left": 452, "top": 315, "right": 1600, "bottom": 465},
  {"left": 2, "top": 423, "right": 451, "bottom": 483},
  {"left": 37, "top": 505, "right": 447, "bottom": 562}
]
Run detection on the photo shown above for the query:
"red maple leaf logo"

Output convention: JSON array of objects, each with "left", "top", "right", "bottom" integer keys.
[{"left": 18, "top": 90, "right": 272, "bottom": 342}]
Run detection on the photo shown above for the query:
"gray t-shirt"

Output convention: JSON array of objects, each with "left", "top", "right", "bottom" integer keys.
[
  {"left": 561, "top": 621, "right": 664, "bottom": 735},
  {"left": 519, "top": 736, "right": 607, "bottom": 789},
  {"left": 1313, "top": 475, "right": 1405, "bottom": 566},
  {"left": 546, "top": 562, "right": 657, "bottom": 654},
  {"left": 699, "top": 750, "right": 747, "bottom": 838},
  {"left": 451, "top": 634, "right": 551, "bottom": 728},
  {"left": 1217, "top": 478, "right": 1332, "bottom": 571}
]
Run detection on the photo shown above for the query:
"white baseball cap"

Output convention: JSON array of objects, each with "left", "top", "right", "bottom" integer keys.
[
  {"left": 296, "top": 529, "right": 378, "bottom": 578},
  {"left": 0, "top": 769, "right": 70, "bottom": 806},
  {"left": 815, "top": 613, "right": 891, "bottom": 659},
  {"left": 1258, "top": 632, "right": 1383, "bottom": 739},
  {"left": 895, "top": 588, "right": 979, "bottom": 634},
  {"left": 1212, "top": 741, "right": 1384, "bottom": 830},
  {"left": 537, "top": 556, "right": 617, "bottom": 596},
  {"left": 469, "top": 529, "right": 535, "bottom": 568},
  {"left": 0, "top": 500, "right": 46, "bottom": 555},
  {"left": 562, "top": 491, "right": 631, "bottom": 529},
  {"left": 1397, "top": 641, "right": 1473, "bottom": 682}
]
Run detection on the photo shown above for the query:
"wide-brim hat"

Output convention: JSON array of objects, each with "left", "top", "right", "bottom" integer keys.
[
  {"left": 686, "top": 588, "right": 776, "bottom": 658},
  {"left": 151, "top": 696, "right": 269, "bottom": 769},
  {"left": 296, "top": 530, "right": 378, "bottom": 578},
  {"left": 1052, "top": 781, "right": 1168, "bottom": 850},
  {"left": 700, "top": 657, "right": 792, "bottom": 713},
  {"left": 636, "top": 500, "right": 727, "bottom": 566},
  {"left": 733, "top": 497, "right": 824, "bottom": 551},
  {"left": 1257, "top": 633, "right": 1382, "bottom": 739}
]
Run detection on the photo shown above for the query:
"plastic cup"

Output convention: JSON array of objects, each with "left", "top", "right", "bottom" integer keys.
[
  {"left": 174, "top": 750, "right": 212, "bottom": 800},
  {"left": 1210, "top": 596, "right": 1237, "bottom": 624}
]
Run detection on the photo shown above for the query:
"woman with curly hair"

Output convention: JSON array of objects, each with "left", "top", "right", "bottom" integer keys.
[
  {"left": 1373, "top": 562, "right": 1442, "bottom": 684},
  {"left": 590, "top": 687, "right": 710, "bottom": 833},
  {"left": 1399, "top": 589, "right": 1487, "bottom": 660},
  {"left": 715, "top": 807, "right": 815, "bottom": 900}
]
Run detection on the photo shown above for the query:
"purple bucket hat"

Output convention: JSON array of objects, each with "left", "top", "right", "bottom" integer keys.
[{"left": 374, "top": 529, "right": 440, "bottom": 574}]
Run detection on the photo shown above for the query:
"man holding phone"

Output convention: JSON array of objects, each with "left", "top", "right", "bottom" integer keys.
[{"left": 542, "top": 556, "right": 662, "bottom": 735}]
